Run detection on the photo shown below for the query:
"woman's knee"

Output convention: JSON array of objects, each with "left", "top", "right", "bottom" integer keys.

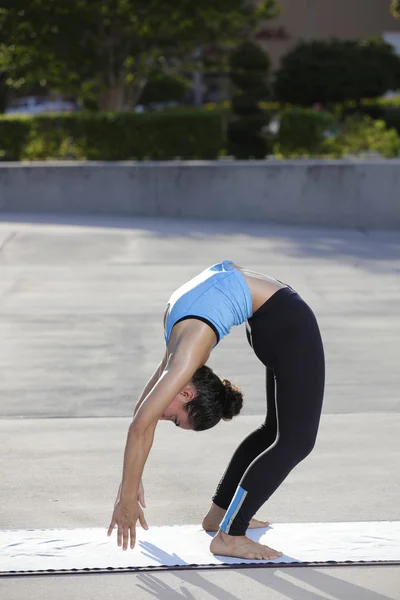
[
  {"left": 298, "top": 433, "right": 317, "bottom": 459},
  {"left": 281, "top": 428, "right": 318, "bottom": 461}
]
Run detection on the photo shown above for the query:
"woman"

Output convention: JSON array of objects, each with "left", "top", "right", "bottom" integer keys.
[{"left": 107, "top": 260, "right": 325, "bottom": 560}]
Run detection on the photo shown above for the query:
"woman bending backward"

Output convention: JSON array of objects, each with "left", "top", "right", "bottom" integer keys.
[{"left": 108, "top": 260, "right": 325, "bottom": 560}]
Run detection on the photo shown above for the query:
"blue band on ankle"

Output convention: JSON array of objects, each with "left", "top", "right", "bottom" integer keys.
[{"left": 220, "top": 486, "right": 248, "bottom": 534}]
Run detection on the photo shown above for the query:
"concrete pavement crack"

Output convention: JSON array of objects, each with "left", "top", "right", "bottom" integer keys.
[{"left": 0, "top": 231, "right": 17, "bottom": 255}]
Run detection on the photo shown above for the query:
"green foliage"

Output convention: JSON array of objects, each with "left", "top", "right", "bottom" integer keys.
[
  {"left": 0, "top": 117, "right": 31, "bottom": 160},
  {"left": 230, "top": 40, "right": 271, "bottom": 90},
  {"left": 274, "top": 108, "right": 337, "bottom": 158},
  {"left": 359, "top": 37, "right": 400, "bottom": 97},
  {"left": 274, "top": 109, "right": 400, "bottom": 159},
  {"left": 383, "top": 110, "right": 400, "bottom": 134},
  {"left": 22, "top": 129, "right": 87, "bottom": 161},
  {"left": 0, "top": 1, "right": 280, "bottom": 111},
  {"left": 3, "top": 104, "right": 398, "bottom": 163},
  {"left": 0, "top": 109, "right": 224, "bottom": 161},
  {"left": 334, "top": 96, "right": 400, "bottom": 137},
  {"left": 227, "top": 41, "right": 271, "bottom": 158},
  {"left": 323, "top": 115, "right": 400, "bottom": 158},
  {"left": 140, "top": 74, "right": 191, "bottom": 106},
  {"left": 275, "top": 38, "right": 400, "bottom": 106}
]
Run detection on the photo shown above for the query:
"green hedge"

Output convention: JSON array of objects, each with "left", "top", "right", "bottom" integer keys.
[
  {"left": 322, "top": 115, "right": 400, "bottom": 158},
  {"left": 2, "top": 105, "right": 400, "bottom": 161},
  {"left": 274, "top": 108, "right": 400, "bottom": 158},
  {"left": 274, "top": 108, "right": 337, "bottom": 157},
  {"left": 0, "top": 118, "right": 31, "bottom": 160},
  {"left": 0, "top": 108, "right": 225, "bottom": 161},
  {"left": 383, "top": 111, "right": 400, "bottom": 134}
]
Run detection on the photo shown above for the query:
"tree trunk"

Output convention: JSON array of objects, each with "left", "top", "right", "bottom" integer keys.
[
  {"left": 97, "top": 73, "right": 148, "bottom": 112},
  {"left": 98, "top": 84, "right": 124, "bottom": 111},
  {"left": 130, "top": 78, "right": 148, "bottom": 108}
]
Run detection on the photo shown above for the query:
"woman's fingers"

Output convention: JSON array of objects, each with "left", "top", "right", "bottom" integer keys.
[
  {"left": 107, "top": 517, "right": 116, "bottom": 537},
  {"left": 113, "top": 521, "right": 134, "bottom": 551},
  {"left": 108, "top": 501, "right": 144, "bottom": 550},
  {"left": 130, "top": 525, "right": 136, "bottom": 549},
  {"left": 138, "top": 506, "right": 149, "bottom": 530},
  {"left": 117, "top": 524, "right": 123, "bottom": 548},
  {"left": 123, "top": 526, "right": 130, "bottom": 551}
]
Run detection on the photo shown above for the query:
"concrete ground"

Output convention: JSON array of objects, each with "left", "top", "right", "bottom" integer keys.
[{"left": 0, "top": 213, "right": 399, "bottom": 599}]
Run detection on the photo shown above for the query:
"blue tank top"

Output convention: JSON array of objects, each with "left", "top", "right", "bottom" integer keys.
[{"left": 164, "top": 260, "right": 253, "bottom": 346}]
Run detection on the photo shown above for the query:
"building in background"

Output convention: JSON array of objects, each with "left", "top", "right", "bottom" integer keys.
[{"left": 256, "top": 0, "right": 400, "bottom": 68}]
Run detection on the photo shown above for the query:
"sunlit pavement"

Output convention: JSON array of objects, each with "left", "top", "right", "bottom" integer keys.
[{"left": 1, "top": 214, "right": 399, "bottom": 599}]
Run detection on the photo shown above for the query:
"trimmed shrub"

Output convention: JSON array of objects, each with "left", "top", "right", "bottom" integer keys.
[
  {"left": 227, "top": 41, "right": 272, "bottom": 159},
  {"left": 0, "top": 108, "right": 225, "bottom": 161},
  {"left": 275, "top": 38, "right": 400, "bottom": 107},
  {"left": 358, "top": 37, "right": 400, "bottom": 97},
  {"left": 274, "top": 108, "right": 337, "bottom": 157}
]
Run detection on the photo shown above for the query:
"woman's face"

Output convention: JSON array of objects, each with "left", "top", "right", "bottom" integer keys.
[{"left": 159, "top": 385, "right": 195, "bottom": 430}]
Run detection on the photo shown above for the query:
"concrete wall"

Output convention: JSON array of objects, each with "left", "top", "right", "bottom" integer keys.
[{"left": 0, "top": 160, "right": 399, "bottom": 229}]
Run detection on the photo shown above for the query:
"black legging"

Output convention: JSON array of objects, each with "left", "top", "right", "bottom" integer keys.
[{"left": 214, "top": 286, "right": 325, "bottom": 536}]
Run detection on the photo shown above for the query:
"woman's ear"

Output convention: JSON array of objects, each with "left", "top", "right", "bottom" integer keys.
[{"left": 180, "top": 384, "right": 196, "bottom": 401}]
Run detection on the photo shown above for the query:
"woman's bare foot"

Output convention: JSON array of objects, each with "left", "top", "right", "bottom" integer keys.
[
  {"left": 202, "top": 503, "right": 269, "bottom": 532},
  {"left": 210, "top": 529, "right": 282, "bottom": 561}
]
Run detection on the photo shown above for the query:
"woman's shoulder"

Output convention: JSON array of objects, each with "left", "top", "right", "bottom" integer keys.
[{"left": 167, "top": 319, "right": 217, "bottom": 368}]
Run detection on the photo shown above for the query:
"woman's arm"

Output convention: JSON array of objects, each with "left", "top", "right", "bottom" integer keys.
[
  {"left": 112, "top": 351, "right": 168, "bottom": 510},
  {"left": 109, "top": 321, "right": 215, "bottom": 550},
  {"left": 133, "top": 351, "right": 168, "bottom": 417},
  {"left": 132, "top": 305, "right": 170, "bottom": 416},
  {"left": 121, "top": 346, "right": 208, "bottom": 501},
  {"left": 121, "top": 323, "right": 216, "bottom": 499}
]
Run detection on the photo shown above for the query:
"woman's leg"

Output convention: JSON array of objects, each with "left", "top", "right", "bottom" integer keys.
[
  {"left": 220, "top": 296, "right": 325, "bottom": 536},
  {"left": 212, "top": 368, "right": 277, "bottom": 510}
]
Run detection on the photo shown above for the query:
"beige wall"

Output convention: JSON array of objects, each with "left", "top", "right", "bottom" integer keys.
[{"left": 257, "top": 0, "right": 400, "bottom": 67}]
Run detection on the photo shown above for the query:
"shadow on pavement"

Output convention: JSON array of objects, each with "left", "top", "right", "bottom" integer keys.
[
  {"left": 135, "top": 565, "right": 395, "bottom": 600},
  {"left": 1, "top": 212, "right": 400, "bottom": 267}
]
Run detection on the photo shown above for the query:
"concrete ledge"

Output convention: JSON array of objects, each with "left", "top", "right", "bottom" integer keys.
[{"left": 1, "top": 160, "right": 399, "bottom": 229}]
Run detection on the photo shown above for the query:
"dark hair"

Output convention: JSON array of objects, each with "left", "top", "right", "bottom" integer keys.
[{"left": 184, "top": 365, "right": 243, "bottom": 431}]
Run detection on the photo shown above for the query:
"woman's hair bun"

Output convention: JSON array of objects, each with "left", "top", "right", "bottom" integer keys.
[{"left": 221, "top": 378, "right": 243, "bottom": 420}]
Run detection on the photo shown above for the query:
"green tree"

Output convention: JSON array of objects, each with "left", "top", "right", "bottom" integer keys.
[{"left": 0, "top": 0, "right": 279, "bottom": 111}]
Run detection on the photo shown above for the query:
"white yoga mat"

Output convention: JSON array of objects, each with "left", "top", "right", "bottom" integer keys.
[{"left": 1, "top": 522, "right": 399, "bottom": 576}]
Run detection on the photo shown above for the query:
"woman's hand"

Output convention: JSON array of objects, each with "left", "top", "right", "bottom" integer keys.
[{"left": 107, "top": 498, "right": 148, "bottom": 550}]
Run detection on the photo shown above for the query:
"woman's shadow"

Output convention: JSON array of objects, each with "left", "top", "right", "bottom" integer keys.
[{"left": 136, "top": 533, "right": 395, "bottom": 600}]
